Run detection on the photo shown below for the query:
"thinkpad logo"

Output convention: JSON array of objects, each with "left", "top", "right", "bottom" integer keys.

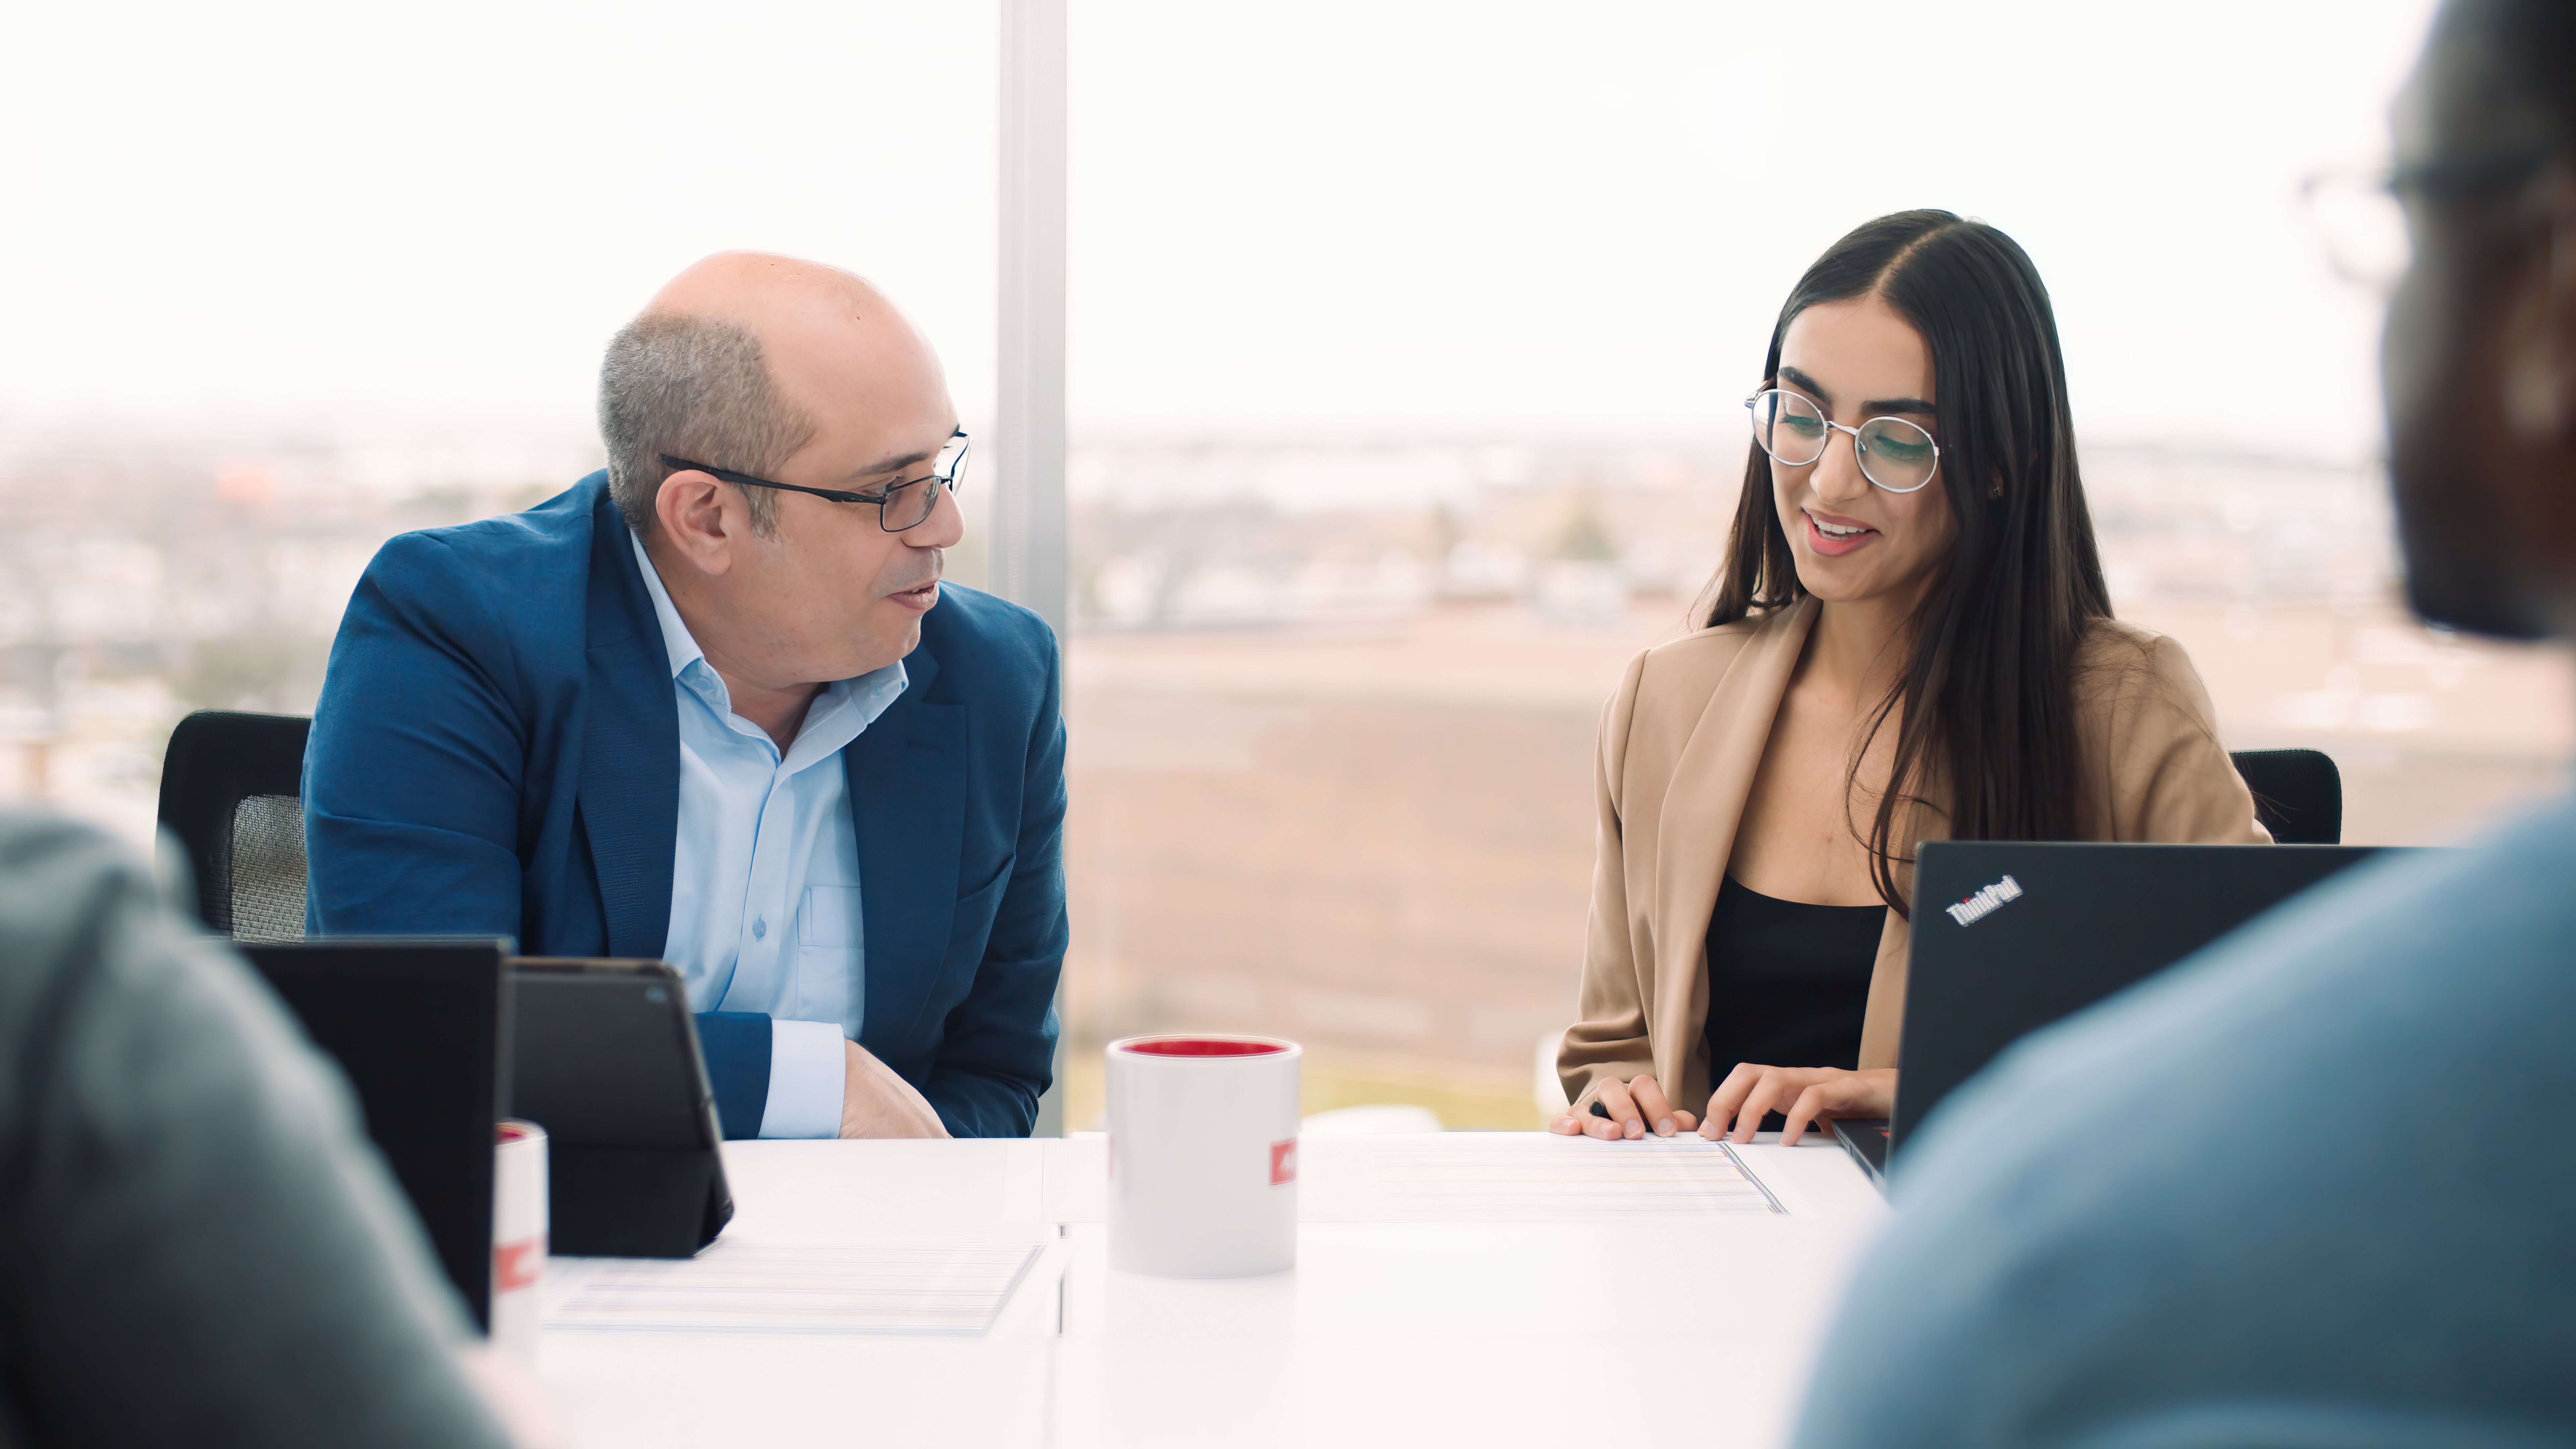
[{"left": 1946, "top": 874, "right": 2023, "bottom": 926}]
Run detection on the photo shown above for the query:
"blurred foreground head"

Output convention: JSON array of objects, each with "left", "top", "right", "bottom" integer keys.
[{"left": 2385, "top": 0, "right": 2576, "bottom": 638}]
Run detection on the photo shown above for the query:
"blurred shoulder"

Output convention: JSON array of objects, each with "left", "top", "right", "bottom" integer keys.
[
  {"left": 0, "top": 809, "right": 256, "bottom": 1066},
  {"left": 0, "top": 810, "right": 140, "bottom": 955}
]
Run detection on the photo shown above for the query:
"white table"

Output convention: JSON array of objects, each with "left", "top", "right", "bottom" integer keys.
[{"left": 539, "top": 1133, "right": 1887, "bottom": 1448}]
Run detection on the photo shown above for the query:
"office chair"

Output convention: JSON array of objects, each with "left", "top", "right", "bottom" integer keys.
[
  {"left": 2229, "top": 748, "right": 2342, "bottom": 845},
  {"left": 156, "top": 710, "right": 312, "bottom": 940}
]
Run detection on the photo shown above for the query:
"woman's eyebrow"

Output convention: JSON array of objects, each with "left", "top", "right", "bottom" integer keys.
[
  {"left": 1777, "top": 365, "right": 1832, "bottom": 404},
  {"left": 1779, "top": 365, "right": 1935, "bottom": 417}
]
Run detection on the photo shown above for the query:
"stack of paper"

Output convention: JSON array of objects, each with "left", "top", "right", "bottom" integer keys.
[
  {"left": 1298, "top": 1133, "right": 1786, "bottom": 1222},
  {"left": 546, "top": 1241, "right": 1042, "bottom": 1337}
]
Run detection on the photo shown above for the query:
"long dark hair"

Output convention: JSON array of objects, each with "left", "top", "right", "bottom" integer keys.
[{"left": 1701, "top": 209, "right": 2111, "bottom": 917}]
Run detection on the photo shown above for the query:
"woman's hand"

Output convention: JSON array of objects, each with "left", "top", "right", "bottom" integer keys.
[
  {"left": 1698, "top": 1064, "right": 1894, "bottom": 1146},
  {"left": 1548, "top": 1074, "right": 1701, "bottom": 1140}
]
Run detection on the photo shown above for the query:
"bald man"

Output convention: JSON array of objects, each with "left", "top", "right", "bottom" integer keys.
[{"left": 305, "top": 255, "right": 1065, "bottom": 1140}]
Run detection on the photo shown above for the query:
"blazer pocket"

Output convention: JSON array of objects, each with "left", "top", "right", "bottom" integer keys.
[
  {"left": 947, "top": 866, "right": 1014, "bottom": 963},
  {"left": 956, "top": 853, "right": 1014, "bottom": 907},
  {"left": 918, "top": 867, "right": 1017, "bottom": 1025}
]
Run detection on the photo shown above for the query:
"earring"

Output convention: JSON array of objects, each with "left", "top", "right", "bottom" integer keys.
[{"left": 1987, "top": 479, "right": 2003, "bottom": 499}]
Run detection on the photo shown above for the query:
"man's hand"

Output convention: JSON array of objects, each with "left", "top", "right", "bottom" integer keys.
[{"left": 840, "top": 1040, "right": 951, "bottom": 1139}]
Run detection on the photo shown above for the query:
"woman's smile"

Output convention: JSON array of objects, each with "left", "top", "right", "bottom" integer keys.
[{"left": 1803, "top": 507, "right": 1879, "bottom": 556}]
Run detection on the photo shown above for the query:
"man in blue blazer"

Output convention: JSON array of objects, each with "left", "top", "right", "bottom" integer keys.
[{"left": 305, "top": 253, "right": 1065, "bottom": 1140}]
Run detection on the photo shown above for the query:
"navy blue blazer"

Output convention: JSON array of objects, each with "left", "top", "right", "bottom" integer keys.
[{"left": 303, "top": 474, "right": 1066, "bottom": 1138}]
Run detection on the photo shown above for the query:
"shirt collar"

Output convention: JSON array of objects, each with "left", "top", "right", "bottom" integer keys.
[
  {"left": 626, "top": 527, "right": 909, "bottom": 766},
  {"left": 630, "top": 527, "right": 706, "bottom": 684}
]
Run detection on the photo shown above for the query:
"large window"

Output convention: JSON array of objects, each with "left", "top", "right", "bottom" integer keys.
[
  {"left": 1049, "top": 0, "right": 2560, "bottom": 1128},
  {"left": 0, "top": 1, "right": 999, "bottom": 842},
  {"left": 7, "top": 1, "right": 2554, "bottom": 1135}
]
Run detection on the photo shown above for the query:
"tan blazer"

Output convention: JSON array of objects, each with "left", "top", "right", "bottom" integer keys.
[{"left": 1558, "top": 596, "right": 2270, "bottom": 1113}]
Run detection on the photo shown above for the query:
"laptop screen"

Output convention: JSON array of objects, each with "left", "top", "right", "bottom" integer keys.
[
  {"left": 1893, "top": 843, "right": 2391, "bottom": 1153},
  {"left": 239, "top": 938, "right": 508, "bottom": 1330}
]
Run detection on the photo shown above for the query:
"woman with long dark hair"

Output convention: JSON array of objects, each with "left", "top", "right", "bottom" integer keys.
[{"left": 1551, "top": 210, "right": 2267, "bottom": 1144}]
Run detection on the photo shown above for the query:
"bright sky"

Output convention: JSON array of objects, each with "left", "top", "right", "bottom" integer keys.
[{"left": 0, "top": 1, "right": 2436, "bottom": 462}]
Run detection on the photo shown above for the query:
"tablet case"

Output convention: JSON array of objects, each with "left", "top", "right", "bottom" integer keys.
[{"left": 508, "top": 959, "right": 734, "bottom": 1258}]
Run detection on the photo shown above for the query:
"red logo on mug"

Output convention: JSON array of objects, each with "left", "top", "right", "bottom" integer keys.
[
  {"left": 1271, "top": 1138, "right": 1298, "bottom": 1186},
  {"left": 493, "top": 1237, "right": 545, "bottom": 1293}
]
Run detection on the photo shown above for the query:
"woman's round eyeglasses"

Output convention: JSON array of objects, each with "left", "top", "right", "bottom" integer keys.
[
  {"left": 1744, "top": 390, "right": 1940, "bottom": 494},
  {"left": 659, "top": 428, "right": 968, "bottom": 533}
]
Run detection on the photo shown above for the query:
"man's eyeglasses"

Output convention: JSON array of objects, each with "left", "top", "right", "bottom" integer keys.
[
  {"left": 2302, "top": 150, "right": 2559, "bottom": 291},
  {"left": 1744, "top": 389, "right": 1941, "bottom": 494},
  {"left": 659, "top": 429, "right": 969, "bottom": 533}
]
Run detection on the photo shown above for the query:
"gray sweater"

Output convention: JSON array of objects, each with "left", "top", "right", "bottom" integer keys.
[{"left": 0, "top": 812, "right": 513, "bottom": 1448}]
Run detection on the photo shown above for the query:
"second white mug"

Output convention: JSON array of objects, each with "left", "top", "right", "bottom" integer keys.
[{"left": 491, "top": 1120, "right": 548, "bottom": 1362}]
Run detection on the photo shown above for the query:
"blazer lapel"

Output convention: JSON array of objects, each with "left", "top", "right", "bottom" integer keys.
[
  {"left": 1855, "top": 794, "right": 1947, "bottom": 1070},
  {"left": 1649, "top": 597, "right": 1817, "bottom": 1098},
  {"left": 578, "top": 502, "right": 679, "bottom": 959},
  {"left": 850, "top": 643, "right": 969, "bottom": 1050}
]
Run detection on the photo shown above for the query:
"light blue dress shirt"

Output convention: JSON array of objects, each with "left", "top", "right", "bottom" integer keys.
[{"left": 629, "top": 530, "right": 909, "bottom": 1138}]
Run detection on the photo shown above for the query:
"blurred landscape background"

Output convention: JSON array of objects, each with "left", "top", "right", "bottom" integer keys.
[{"left": 4, "top": 423, "right": 2560, "bottom": 1129}]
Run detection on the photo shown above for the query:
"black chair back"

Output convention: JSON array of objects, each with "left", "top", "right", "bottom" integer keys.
[
  {"left": 2229, "top": 748, "right": 2343, "bottom": 845},
  {"left": 157, "top": 710, "right": 312, "bottom": 938}
]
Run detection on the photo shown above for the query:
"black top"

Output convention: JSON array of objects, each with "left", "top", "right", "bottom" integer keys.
[{"left": 1703, "top": 874, "right": 1884, "bottom": 1081}]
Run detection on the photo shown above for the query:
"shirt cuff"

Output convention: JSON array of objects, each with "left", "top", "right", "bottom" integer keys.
[{"left": 758, "top": 1020, "right": 847, "bottom": 1139}]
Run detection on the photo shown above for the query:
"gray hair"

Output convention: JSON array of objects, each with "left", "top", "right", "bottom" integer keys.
[{"left": 597, "top": 312, "right": 817, "bottom": 537}]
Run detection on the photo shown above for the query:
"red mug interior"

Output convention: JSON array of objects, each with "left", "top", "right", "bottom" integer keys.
[{"left": 1123, "top": 1037, "right": 1287, "bottom": 1058}]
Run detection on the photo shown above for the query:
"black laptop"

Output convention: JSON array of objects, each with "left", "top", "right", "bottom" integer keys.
[
  {"left": 1831, "top": 841, "right": 2397, "bottom": 1186},
  {"left": 240, "top": 938, "right": 509, "bottom": 1329}
]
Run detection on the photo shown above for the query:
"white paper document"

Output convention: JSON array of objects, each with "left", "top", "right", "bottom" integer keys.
[
  {"left": 1298, "top": 1133, "right": 1787, "bottom": 1222},
  {"left": 546, "top": 1241, "right": 1043, "bottom": 1337}
]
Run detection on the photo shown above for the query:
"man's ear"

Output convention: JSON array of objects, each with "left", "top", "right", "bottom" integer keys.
[
  {"left": 653, "top": 469, "right": 740, "bottom": 578},
  {"left": 2503, "top": 171, "right": 2576, "bottom": 444}
]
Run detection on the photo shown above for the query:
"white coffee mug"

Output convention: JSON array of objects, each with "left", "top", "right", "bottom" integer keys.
[
  {"left": 1106, "top": 1033, "right": 1301, "bottom": 1278},
  {"left": 491, "top": 1120, "right": 548, "bottom": 1362}
]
